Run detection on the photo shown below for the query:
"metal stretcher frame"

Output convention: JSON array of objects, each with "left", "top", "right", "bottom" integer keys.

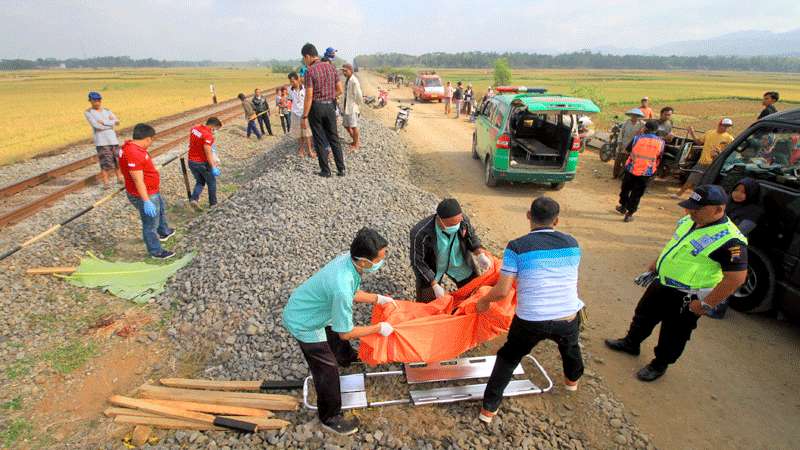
[{"left": 303, "top": 355, "right": 553, "bottom": 410}]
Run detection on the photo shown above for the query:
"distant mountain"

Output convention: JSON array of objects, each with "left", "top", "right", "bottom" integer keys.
[{"left": 595, "top": 28, "right": 800, "bottom": 57}]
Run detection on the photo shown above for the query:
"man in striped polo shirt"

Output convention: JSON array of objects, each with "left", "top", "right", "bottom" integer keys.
[
  {"left": 475, "top": 196, "right": 585, "bottom": 423},
  {"left": 282, "top": 228, "right": 396, "bottom": 436}
]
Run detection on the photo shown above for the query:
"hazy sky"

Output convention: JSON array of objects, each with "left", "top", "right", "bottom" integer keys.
[{"left": 1, "top": 0, "right": 798, "bottom": 60}]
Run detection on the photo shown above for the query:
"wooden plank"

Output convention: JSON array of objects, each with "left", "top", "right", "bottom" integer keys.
[
  {"left": 160, "top": 378, "right": 264, "bottom": 392},
  {"left": 137, "top": 385, "right": 297, "bottom": 411},
  {"left": 105, "top": 407, "right": 284, "bottom": 428},
  {"left": 147, "top": 399, "right": 272, "bottom": 417},
  {"left": 109, "top": 395, "right": 258, "bottom": 433},
  {"left": 26, "top": 266, "right": 77, "bottom": 275},
  {"left": 114, "top": 415, "right": 289, "bottom": 431},
  {"left": 131, "top": 425, "right": 152, "bottom": 446}
]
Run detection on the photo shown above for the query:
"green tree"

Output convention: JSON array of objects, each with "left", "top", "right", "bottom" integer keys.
[{"left": 494, "top": 58, "right": 512, "bottom": 86}]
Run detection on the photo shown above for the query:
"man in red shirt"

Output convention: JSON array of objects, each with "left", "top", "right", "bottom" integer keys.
[
  {"left": 301, "top": 43, "right": 345, "bottom": 178},
  {"left": 119, "top": 123, "right": 175, "bottom": 259},
  {"left": 188, "top": 117, "right": 223, "bottom": 209}
]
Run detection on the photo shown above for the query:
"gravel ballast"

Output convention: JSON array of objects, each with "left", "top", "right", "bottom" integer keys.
[{"left": 154, "top": 116, "right": 654, "bottom": 450}]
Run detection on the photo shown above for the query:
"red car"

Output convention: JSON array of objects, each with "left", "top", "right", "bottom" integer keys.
[{"left": 413, "top": 72, "right": 445, "bottom": 102}]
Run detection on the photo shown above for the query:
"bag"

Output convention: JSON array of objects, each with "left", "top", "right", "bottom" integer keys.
[{"left": 358, "top": 257, "right": 516, "bottom": 365}]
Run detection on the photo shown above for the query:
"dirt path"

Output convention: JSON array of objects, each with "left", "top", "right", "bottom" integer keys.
[{"left": 360, "top": 72, "right": 800, "bottom": 449}]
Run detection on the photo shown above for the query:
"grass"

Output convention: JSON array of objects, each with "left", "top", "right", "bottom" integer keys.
[
  {"left": 0, "top": 418, "right": 33, "bottom": 448},
  {"left": 0, "top": 67, "right": 289, "bottom": 165},
  {"left": 1, "top": 396, "right": 23, "bottom": 411},
  {"left": 4, "top": 357, "right": 34, "bottom": 380},
  {"left": 42, "top": 340, "right": 97, "bottom": 374}
]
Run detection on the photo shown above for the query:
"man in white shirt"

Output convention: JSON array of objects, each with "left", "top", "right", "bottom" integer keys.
[
  {"left": 84, "top": 91, "right": 123, "bottom": 189},
  {"left": 341, "top": 64, "right": 363, "bottom": 150}
]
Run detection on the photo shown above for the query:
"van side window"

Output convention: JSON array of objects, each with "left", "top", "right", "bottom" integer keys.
[
  {"left": 493, "top": 108, "right": 504, "bottom": 128},
  {"left": 722, "top": 129, "right": 800, "bottom": 172}
]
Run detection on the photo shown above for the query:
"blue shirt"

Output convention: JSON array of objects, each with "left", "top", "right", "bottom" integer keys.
[
  {"left": 281, "top": 252, "right": 361, "bottom": 343},
  {"left": 434, "top": 224, "right": 473, "bottom": 282},
  {"left": 501, "top": 229, "right": 584, "bottom": 321}
]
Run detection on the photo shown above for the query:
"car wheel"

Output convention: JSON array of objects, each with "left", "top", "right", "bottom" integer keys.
[
  {"left": 472, "top": 133, "right": 480, "bottom": 160},
  {"left": 612, "top": 152, "right": 626, "bottom": 179},
  {"left": 485, "top": 156, "right": 498, "bottom": 187},
  {"left": 599, "top": 143, "right": 612, "bottom": 162},
  {"left": 550, "top": 182, "right": 566, "bottom": 191},
  {"left": 728, "top": 246, "right": 775, "bottom": 313}
]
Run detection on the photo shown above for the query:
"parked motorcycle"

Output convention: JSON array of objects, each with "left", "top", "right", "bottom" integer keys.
[
  {"left": 600, "top": 119, "right": 623, "bottom": 162},
  {"left": 395, "top": 104, "right": 413, "bottom": 130},
  {"left": 363, "top": 95, "right": 376, "bottom": 106},
  {"left": 376, "top": 89, "right": 389, "bottom": 108}
]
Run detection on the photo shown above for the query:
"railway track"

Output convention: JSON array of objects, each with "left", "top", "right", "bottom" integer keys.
[{"left": 0, "top": 91, "right": 277, "bottom": 229}]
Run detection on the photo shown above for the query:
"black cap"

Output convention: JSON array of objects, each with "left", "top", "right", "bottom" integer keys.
[
  {"left": 678, "top": 185, "right": 728, "bottom": 210},
  {"left": 436, "top": 198, "right": 462, "bottom": 219},
  {"left": 644, "top": 120, "right": 658, "bottom": 132}
]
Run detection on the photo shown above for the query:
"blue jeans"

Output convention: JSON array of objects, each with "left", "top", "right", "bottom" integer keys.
[
  {"left": 127, "top": 192, "right": 170, "bottom": 256},
  {"left": 188, "top": 161, "right": 217, "bottom": 206},
  {"left": 246, "top": 120, "right": 262, "bottom": 139}
]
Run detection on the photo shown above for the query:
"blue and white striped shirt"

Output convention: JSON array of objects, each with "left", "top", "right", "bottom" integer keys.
[{"left": 501, "top": 229, "right": 584, "bottom": 321}]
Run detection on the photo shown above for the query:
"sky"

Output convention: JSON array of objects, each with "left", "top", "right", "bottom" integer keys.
[{"left": 1, "top": 0, "right": 798, "bottom": 61}]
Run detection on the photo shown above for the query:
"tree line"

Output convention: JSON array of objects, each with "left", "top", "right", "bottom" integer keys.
[
  {"left": 354, "top": 51, "right": 800, "bottom": 72},
  {"left": 0, "top": 56, "right": 301, "bottom": 71}
]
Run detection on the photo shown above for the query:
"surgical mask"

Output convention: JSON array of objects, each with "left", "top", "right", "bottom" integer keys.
[
  {"left": 357, "top": 257, "right": 385, "bottom": 274},
  {"left": 442, "top": 223, "right": 461, "bottom": 235}
]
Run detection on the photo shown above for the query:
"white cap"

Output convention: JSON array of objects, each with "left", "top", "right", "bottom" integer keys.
[
  {"left": 720, "top": 118, "right": 733, "bottom": 126},
  {"left": 641, "top": 96, "right": 649, "bottom": 101}
]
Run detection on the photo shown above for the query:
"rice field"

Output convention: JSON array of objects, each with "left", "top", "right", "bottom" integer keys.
[{"left": 0, "top": 68, "right": 288, "bottom": 166}]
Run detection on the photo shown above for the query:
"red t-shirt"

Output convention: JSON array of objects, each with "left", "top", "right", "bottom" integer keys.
[
  {"left": 188, "top": 124, "right": 215, "bottom": 163},
  {"left": 119, "top": 140, "right": 160, "bottom": 197}
]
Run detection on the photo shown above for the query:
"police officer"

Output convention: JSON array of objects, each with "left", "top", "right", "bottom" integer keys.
[
  {"left": 605, "top": 185, "right": 748, "bottom": 381},
  {"left": 410, "top": 198, "right": 493, "bottom": 302},
  {"left": 616, "top": 120, "right": 665, "bottom": 222}
]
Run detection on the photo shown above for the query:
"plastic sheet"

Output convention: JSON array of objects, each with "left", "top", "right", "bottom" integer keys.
[{"left": 359, "top": 258, "right": 516, "bottom": 365}]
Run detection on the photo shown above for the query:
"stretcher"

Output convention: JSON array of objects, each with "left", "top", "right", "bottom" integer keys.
[{"left": 302, "top": 354, "right": 552, "bottom": 410}]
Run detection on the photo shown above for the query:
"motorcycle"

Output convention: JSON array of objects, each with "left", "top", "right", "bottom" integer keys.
[
  {"left": 363, "top": 95, "right": 376, "bottom": 106},
  {"left": 375, "top": 89, "right": 389, "bottom": 108},
  {"left": 576, "top": 117, "right": 594, "bottom": 153},
  {"left": 395, "top": 104, "right": 413, "bottom": 130},
  {"left": 600, "top": 119, "right": 624, "bottom": 163}
]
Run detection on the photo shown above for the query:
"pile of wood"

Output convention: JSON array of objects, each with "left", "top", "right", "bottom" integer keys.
[{"left": 105, "top": 378, "right": 299, "bottom": 435}]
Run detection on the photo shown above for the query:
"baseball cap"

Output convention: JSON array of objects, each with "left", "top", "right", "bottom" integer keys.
[
  {"left": 324, "top": 47, "right": 336, "bottom": 58},
  {"left": 626, "top": 108, "right": 644, "bottom": 117},
  {"left": 678, "top": 185, "right": 728, "bottom": 210},
  {"left": 88, "top": 91, "right": 102, "bottom": 100},
  {"left": 720, "top": 118, "right": 733, "bottom": 126},
  {"left": 641, "top": 96, "right": 649, "bottom": 101}
]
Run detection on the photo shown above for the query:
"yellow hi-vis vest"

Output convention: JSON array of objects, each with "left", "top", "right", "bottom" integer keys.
[{"left": 656, "top": 215, "right": 747, "bottom": 291}]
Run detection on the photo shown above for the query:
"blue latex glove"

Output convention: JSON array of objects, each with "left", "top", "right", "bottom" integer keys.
[
  {"left": 142, "top": 199, "right": 157, "bottom": 217},
  {"left": 211, "top": 167, "right": 221, "bottom": 177}
]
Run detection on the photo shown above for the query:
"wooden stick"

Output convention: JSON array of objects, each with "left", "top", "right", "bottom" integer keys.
[
  {"left": 137, "top": 385, "right": 298, "bottom": 411},
  {"left": 146, "top": 399, "right": 272, "bottom": 417},
  {"left": 26, "top": 266, "right": 77, "bottom": 275},
  {"left": 159, "top": 378, "right": 304, "bottom": 391},
  {"left": 114, "top": 415, "right": 290, "bottom": 431},
  {"left": 109, "top": 395, "right": 258, "bottom": 433},
  {"left": 105, "top": 407, "right": 283, "bottom": 428}
]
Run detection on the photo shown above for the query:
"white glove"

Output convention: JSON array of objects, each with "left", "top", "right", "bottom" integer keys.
[
  {"left": 376, "top": 295, "right": 396, "bottom": 306},
  {"left": 378, "top": 322, "right": 394, "bottom": 336},
  {"left": 432, "top": 283, "right": 446, "bottom": 299},
  {"left": 477, "top": 253, "right": 493, "bottom": 271}
]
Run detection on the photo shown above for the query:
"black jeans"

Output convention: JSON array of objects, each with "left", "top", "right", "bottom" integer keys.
[
  {"left": 483, "top": 314, "right": 583, "bottom": 411},
  {"left": 188, "top": 161, "right": 217, "bottom": 206},
  {"left": 297, "top": 327, "right": 358, "bottom": 423},
  {"left": 623, "top": 281, "right": 701, "bottom": 371},
  {"left": 257, "top": 113, "right": 273, "bottom": 135},
  {"left": 618, "top": 172, "right": 652, "bottom": 214},
  {"left": 415, "top": 271, "right": 477, "bottom": 303},
  {"left": 279, "top": 113, "right": 291, "bottom": 134},
  {"left": 309, "top": 102, "right": 345, "bottom": 175}
]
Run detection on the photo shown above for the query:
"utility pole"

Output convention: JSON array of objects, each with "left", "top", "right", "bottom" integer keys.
[{"left": 210, "top": 84, "right": 217, "bottom": 104}]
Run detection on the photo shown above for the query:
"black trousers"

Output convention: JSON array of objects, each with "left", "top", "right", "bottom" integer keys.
[
  {"left": 483, "top": 314, "right": 583, "bottom": 411},
  {"left": 624, "top": 281, "right": 701, "bottom": 370},
  {"left": 297, "top": 327, "right": 358, "bottom": 424},
  {"left": 257, "top": 113, "right": 273, "bottom": 135},
  {"left": 309, "top": 102, "right": 345, "bottom": 175},
  {"left": 618, "top": 172, "right": 652, "bottom": 214},
  {"left": 414, "top": 271, "right": 477, "bottom": 303}
]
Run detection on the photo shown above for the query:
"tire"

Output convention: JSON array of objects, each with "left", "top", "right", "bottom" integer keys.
[
  {"left": 613, "top": 152, "right": 626, "bottom": 179},
  {"left": 484, "top": 156, "right": 498, "bottom": 187},
  {"left": 728, "top": 246, "right": 775, "bottom": 313},
  {"left": 599, "top": 143, "right": 613, "bottom": 162},
  {"left": 438, "top": 99, "right": 442, "bottom": 103},
  {"left": 472, "top": 133, "right": 480, "bottom": 160},
  {"left": 550, "top": 182, "right": 566, "bottom": 191},
  {"left": 394, "top": 119, "right": 401, "bottom": 131}
]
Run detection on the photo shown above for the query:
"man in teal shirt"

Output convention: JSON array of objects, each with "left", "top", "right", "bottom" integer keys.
[
  {"left": 410, "top": 198, "right": 493, "bottom": 302},
  {"left": 282, "top": 227, "right": 395, "bottom": 435}
]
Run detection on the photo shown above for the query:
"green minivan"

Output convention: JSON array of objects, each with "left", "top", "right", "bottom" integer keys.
[{"left": 472, "top": 87, "right": 600, "bottom": 189}]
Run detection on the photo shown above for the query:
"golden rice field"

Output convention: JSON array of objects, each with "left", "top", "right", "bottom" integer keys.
[{"left": 0, "top": 68, "right": 288, "bottom": 166}]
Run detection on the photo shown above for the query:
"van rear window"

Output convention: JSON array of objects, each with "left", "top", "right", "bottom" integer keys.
[{"left": 424, "top": 79, "right": 442, "bottom": 87}]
